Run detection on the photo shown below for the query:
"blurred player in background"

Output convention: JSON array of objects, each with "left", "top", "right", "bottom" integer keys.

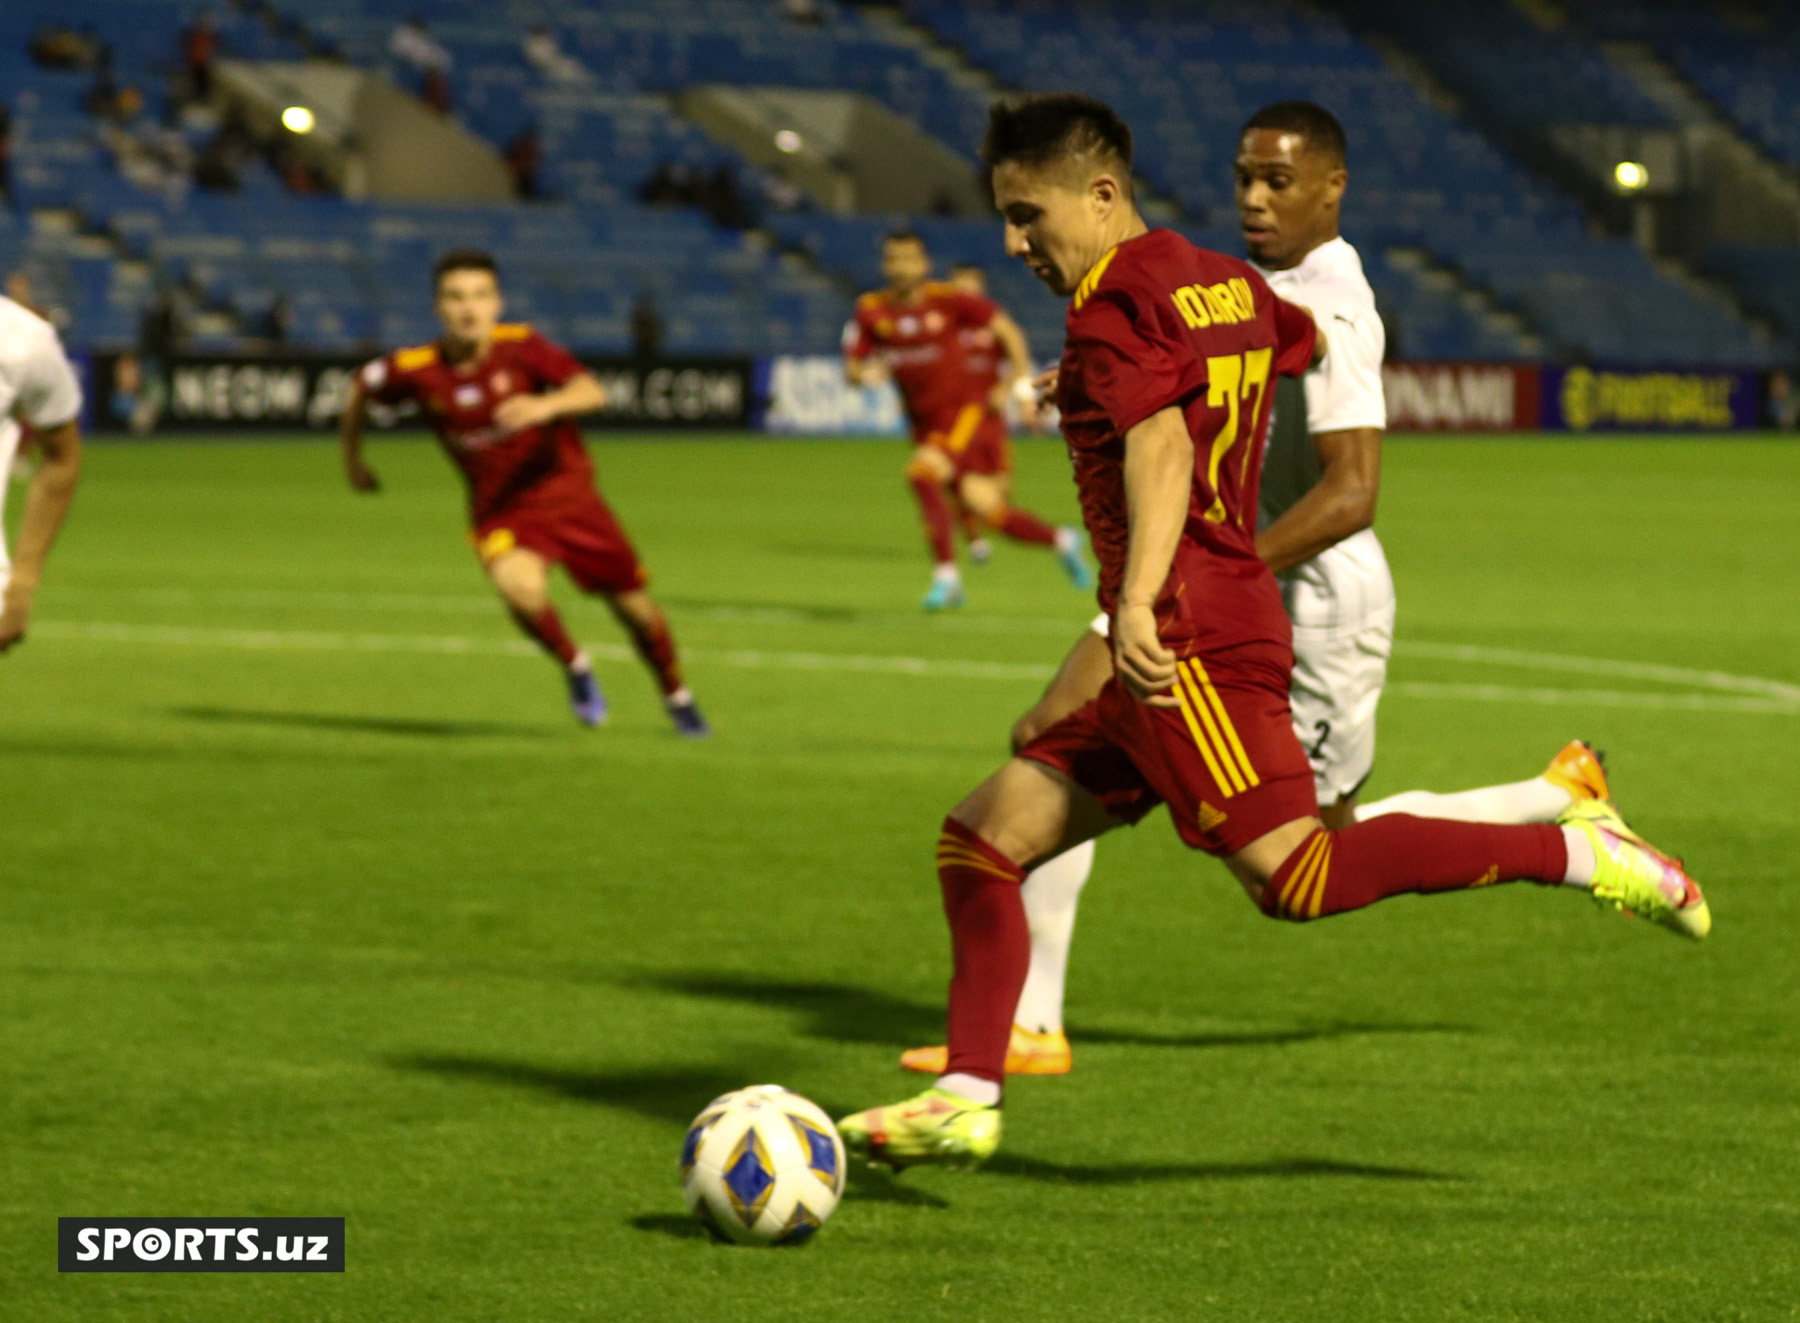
[
  {"left": 341, "top": 250, "right": 709, "bottom": 736},
  {"left": 901, "top": 98, "right": 1619, "bottom": 1080},
  {"left": 944, "top": 260, "right": 1007, "bottom": 566},
  {"left": 0, "top": 285, "right": 84, "bottom": 652},
  {"left": 840, "top": 94, "right": 1707, "bottom": 1171},
  {"left": 844, "top": 231, "right": 1092, "bottom": 609}
]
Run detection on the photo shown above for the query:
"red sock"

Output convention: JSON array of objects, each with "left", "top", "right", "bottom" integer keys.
[
  {"left": 510, "top": 605, "right": 579, "bottom": 668},
  {"left": 937, "top": 818, "right": 1029, "bottom": 1086},
  {"left": 993, "top": 506, "right": 1058, "bottom": 547},
  {"left": 908, "top": 473, "right": 956, "bottom": 565},
  {"left": 1262, "top": 814, "right": 1568, "bottom": 921},
  {"left": 622, "top": 605, "right": 683, "bottom": 696}
]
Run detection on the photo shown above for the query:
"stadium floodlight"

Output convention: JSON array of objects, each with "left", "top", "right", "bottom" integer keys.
[
  {"left": 282, "top": 105, "right": 317, "bottom": 135},
  {"left": 1613, "top": 160, "right": 1648, "bottom": 192},
  {"left": 774, "top": 129, "right": 803, "bottom": 153}
]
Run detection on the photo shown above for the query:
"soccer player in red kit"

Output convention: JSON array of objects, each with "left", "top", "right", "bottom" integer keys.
[
  {"left": 844, "top": 231, "right": 1092, "bottom": 609},
  {"left": 838, "top": 95, "right": 1708, "bottom": 1170},
  {"left": 341, "top": 250, "right": 709, "bottom": 736}
]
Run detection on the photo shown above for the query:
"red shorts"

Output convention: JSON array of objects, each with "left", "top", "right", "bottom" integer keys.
[
  {"left": 1019, "top": 638, "right": 1318, "bottom": 856},
  {"left": 471, "top": 485, "right": 648, "bottom": 595},
  {"left": 915, "top": 402, "right": 1010, "bottom": 478}
]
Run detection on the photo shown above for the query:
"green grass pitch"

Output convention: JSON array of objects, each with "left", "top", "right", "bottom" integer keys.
[{"left": 5, "top": 431, "right": 1799, "bottom": 1321}]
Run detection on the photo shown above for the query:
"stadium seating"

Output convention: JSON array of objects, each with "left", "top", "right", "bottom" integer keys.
[
  {"left": 0, "top": 0, "right": 1786, "bottom": 366},
  {"left": 901, "top": 0, "right": 1779, "bottom": 367},
  {"left": 1569, "top": 1, "right": 1800, "bottom": 169}
]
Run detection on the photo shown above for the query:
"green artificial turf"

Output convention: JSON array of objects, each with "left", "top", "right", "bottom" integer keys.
[{"left": 3, "top": 432, "right": 1797, "bottom": 1321}]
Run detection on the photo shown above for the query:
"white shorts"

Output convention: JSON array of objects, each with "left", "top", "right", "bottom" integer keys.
[
  {"left": 1280, "top": 528, "right": 1396, "bottom": 804},
  {"left": 1085, "top": 527, "right": 1395, "bottom": 804}
]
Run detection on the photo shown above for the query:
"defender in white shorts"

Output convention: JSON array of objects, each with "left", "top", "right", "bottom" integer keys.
[
  {"left": 898, "top": 101, "right": 1611, "bottom": 1078},
  {"left": 0, "top": 292, "right": 85, "bottom": 650}
]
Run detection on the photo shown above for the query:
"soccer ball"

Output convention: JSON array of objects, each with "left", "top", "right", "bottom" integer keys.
[{"left": 680, "top": 1084, "right": 846, "bottom": 1246}]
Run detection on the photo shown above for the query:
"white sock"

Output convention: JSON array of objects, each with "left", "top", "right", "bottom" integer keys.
[
  {"left": 935, "top": 1073, "right": 1000, "bottom": 1106},
  {"left": 1560, "top": 825, "right": 1596, "bottom": 887},
  {"left": 664, "top": 687, "right": 693, "bottom": 708},
  {"left": 1013, "top": 840, "right": 1094, "bottom": 1034},
  {"left": 1354, "top": 775, "right": 1572, "bottom": 826},
  {"left": 569, "top": 649, "right": 592, "bottom": 674},
  {"left": 1053, "top": 526, "right": 1076, "bottom": 553},
  {"left": 932, "top": 562, "right": 961, "bottom": 584}
]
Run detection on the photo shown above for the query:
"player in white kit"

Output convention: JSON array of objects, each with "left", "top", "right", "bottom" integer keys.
[
  {"left": 0, "top": 292, "right": 85, "bottom": 651},
  {"left": 900, "top": 101, "right": 1611, "bottom": 1077}
]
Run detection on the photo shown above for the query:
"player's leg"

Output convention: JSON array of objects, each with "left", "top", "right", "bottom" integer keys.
[
  {"left": 949, "top": 491, "right": 991, "bottom": 564},
  {"left": 1356, "top": 740, "right": 1609, "bottom": 824},
  {"left": 840, "top": 753, "right": 1124, "bottom": 1168},
  {"left": 481, "top": 541, "right": 607, "bottom": 726},
  {"left": 605, "top": 588, "right": 709, "bottom": 737},
  {"left": 1157, "top": 644, "right": 1706, "bottom": 938},
  {"left": 955, "top": 436, "right": 1093, "bottom": 589},
  {"left": 902, "top": 624, "right": 1115, "bottom": 1076},
  {"left": 548, "top": 486, "right": 709, "bottom": 737},
  {"left": 905, "top": 444, "right": 963, "bottom": 609}
]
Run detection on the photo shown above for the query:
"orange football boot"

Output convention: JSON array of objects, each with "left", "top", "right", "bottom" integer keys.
[
  {"left": 899, "top": 1025, "right": 1072, "bottom": 1076},
  {"left": 1544, "top": 739, "right": 1611, "bottom": 804}
]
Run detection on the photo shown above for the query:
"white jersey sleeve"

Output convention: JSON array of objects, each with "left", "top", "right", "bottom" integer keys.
[
  {"left": 0, "top": 302, "right": 83, "bottom": 430},
  {"left": 1301, "top": 291, "right": 1385, "bottom": 434}
]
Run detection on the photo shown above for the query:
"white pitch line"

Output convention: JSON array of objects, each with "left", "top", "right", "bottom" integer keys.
[
  {"left": 31, "top": 620, "right": 1058, "bottom": 683},
  {"left": 1391, "top": 681, "right": 1798, "bottom": 715},
  {"left": 28, "top": 619, "right": 1799, "bottom": 715},
  {"left": 1396, "top": 640, "right": 1800, "bottom": 703}
]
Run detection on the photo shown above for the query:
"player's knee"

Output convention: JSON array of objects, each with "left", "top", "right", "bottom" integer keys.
[{"left": 1010, "top": 710, "right": 1048, "bottom": 755}]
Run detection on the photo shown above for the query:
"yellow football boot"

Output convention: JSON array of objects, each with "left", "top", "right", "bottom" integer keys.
[
  {"left": 899, "top": 1025, "right": 1073, "bottom": 1076},
  {"left": 837, "top": 1088, "right": 1002, "bottom": 1171},
  {"left": 1560, "top": 800, "right": 1710, "bottom": 939},
  {"left": 1545, "top": 739, "right": 1611, "bottom": 804}
]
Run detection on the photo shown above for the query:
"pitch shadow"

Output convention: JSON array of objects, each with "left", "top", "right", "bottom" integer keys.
[
  {"left": 172, "top": 706, "right": 554, "bottom": 740},
  {"left": 628, "top": 1213, "right": 710, "bottom": 1241},
  {"left": 1066, "top": 1020, "right": 1475, "bottom": 1050},
  {"left": 394, "top": 1056, "right": 756, "bottom": 1127},
  {"left": 630, "top": 973, "right": 940, "bottom": 1046},
  {"left": 636, "top": 973, "right": 1471, "bottom": 1055},
  {"left": 660, "top": 595, "right": 868, "bottom": 623},
  {"left": 982, "top": 1154, "right": 1457, "bottom": 1185}
]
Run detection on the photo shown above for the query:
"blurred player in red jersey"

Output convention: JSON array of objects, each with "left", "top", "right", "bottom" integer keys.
[
  {"left": 844, "top": 231, "right": 1092, "bottom": 609},
  {"left": 340, "top": 250, "right": 709, "bottom": 736},
  {"left": 838, "top": 94, "right": 1707, "bottom": 1171}
]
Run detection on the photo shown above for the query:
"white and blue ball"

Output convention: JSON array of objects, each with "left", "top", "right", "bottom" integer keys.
[{"left": 680, "top": 1085, "right": 845, "bottom": 1246}]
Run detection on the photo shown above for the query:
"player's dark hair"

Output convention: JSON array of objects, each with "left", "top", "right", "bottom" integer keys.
[
  {"left": 432, "top": 248, "right": 500, "bottom": 289},
  {"left": 1241, "top": 101, "right": 1347, "bottom": 165},
  {"left": 980, "top": 93, "right": 1133, "bottom": 182},
  {"left": 883, "top": 229, "right": 926, "bottom": 249}
]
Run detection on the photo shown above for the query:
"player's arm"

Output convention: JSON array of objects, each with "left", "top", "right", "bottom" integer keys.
[
  {"left": 986, "top": 310, "right": 1040, "bottom": 427},
  {"left": 1116, "top": 406, "right": 1191, "bottom": 708},
  {"left": 340, "top": 376, "right": 380, "bottom": 493},
  {"left": 493, "top": 371, "right": 606, "bottom": 432},
  {"left": 1255, "top": 425, "right": 1381, "bottom": 574},
  {"left": 0, "top": 416, "right": 81, "bottom": 651},
  {"left": 1011, "top": 623, "right": 1113, "bottom": 752},
  {"left": 842, "top": 316, "right": 885, "bottom": 388}
]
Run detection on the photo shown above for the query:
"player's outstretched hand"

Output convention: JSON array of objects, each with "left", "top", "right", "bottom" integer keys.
[
  {"left": 1113, "top": 604, "right": 1178, "bottom": 708},
  {"left": 346, "top": 458, "right": 381, "bottom": 493},
  {"left": 0, "top": 582, "right": 33, "bottom": 653}
]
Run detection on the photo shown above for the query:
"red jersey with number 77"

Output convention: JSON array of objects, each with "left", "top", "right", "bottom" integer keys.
[
  {"left": 1056, "top": 228, "right": 1318, "bottom": 650},
  {"left": 359, "top": 323, "right": 597, "bottom": 526}
]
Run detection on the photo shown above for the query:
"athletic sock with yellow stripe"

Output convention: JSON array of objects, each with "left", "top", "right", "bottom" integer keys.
[
  {"left": 936, "top": 817, "right": 1030, "bottom": 1089},
  {"left": 1260, "top": 815, "right": 1568, "bottom": 922}
]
